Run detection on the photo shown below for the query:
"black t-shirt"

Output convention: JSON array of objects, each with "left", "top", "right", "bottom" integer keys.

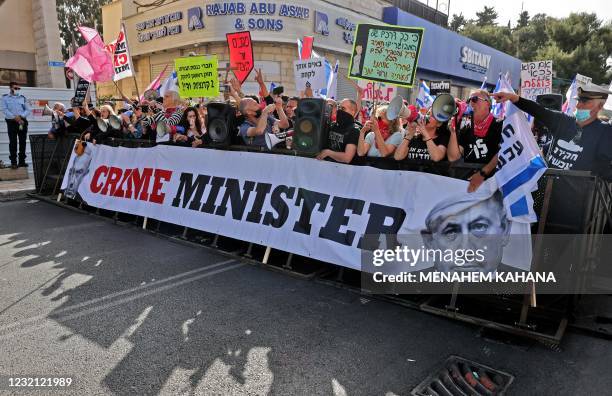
[
  {"left": 405, "top": 130, "right": 450, "bottom": 161},
  {"left": 458, "top": 117, "right": 503, "bottom": 164},
  {"left": 515, "top": 97, "right": 612, "bottom": 177},
  {"left": 328, "top": 122, "right": 359, "bottom": 153}
]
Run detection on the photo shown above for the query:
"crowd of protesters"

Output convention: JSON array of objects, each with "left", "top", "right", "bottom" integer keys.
[{"left": 33, "top": 68, "right": 612, "bottom": 187}]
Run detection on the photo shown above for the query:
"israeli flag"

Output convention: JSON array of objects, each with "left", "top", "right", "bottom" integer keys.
[
  {"left": 491, "top": 74, "right": 505, "bottom": 119},
  {"left": 416, "top": 81, "right": 434, "bottom": 109},
  {"left": 159, "top": 70, "right": 178, "bottom": 96},
  {"left": 495, "top": 78, "right": 547, "bottom": 223}
]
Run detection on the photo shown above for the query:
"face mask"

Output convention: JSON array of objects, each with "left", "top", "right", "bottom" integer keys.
[
  {"left": 335, "top": 109, "right": 354, "bottom": 128},
  {"left": 254, "top": 109, "right": 262, "bottom": 118},
  {"left": 574, "top": 108, "right": 591, "bottom": 122}
]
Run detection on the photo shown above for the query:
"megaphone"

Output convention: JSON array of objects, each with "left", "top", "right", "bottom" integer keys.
[
  {"left": 431, "top": 93, "right": 457, "bottom": 122},
  {"left": 265, "top": 130, "right": 294, "bottom": 150},
  {"left": 143, "top": 89, "right": 158, "bottom": 102},
  {"left": 387, "top": 96, "right": 411, "bottom": 120},
  {"left": 42, "top": 104, "right": 55, "bottom": 117},
  {"left": 97, "top": 114, "right": 122, "bottom": 132}
]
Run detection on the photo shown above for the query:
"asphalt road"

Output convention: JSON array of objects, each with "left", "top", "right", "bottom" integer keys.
[{"left": 0, "top": 199, "right": 610, "bottom": 395}]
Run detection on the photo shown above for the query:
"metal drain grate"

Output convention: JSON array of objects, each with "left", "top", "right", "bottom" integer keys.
[{"left": 411, "top": 355, "right": 514, "bottom": 396}]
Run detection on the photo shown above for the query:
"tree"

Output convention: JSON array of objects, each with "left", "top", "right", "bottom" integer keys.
[
  {"left": 516, "top": 11, "right": 530, "bottom": 29},
  {"left": 449, "top": 13, "right": 467, "bottom": 32},
  {"left": 513, "top": 13, "right": 550, "bottom": 60},
  {"left": 461, "top": 24, "right": 515, "bottom": 54},
  {"left": 56, "top": 0, "right": 111, "bottom": 60},
  {"left": 475, "top": 6, "right": 498, "bottom": 26}
]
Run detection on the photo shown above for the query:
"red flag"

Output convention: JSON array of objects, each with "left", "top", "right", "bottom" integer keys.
[
  {"left": 301, "top": 36, "right": 314, "bottom": 60},
  {"left": 226, "top": 31, "right": 254, "bottom": 84}
]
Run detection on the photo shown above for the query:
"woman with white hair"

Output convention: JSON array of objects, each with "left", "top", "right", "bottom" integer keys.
[{"left": 142, "top": 90, "right": 185, "bottom": 143}]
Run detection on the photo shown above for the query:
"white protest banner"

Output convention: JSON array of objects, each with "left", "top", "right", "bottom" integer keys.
[
  {"left": 111, "top": 24, "right": 134, "bottom": 81},
  {"left": 520, "top": 60, "right": 553, "bottom": 101},
  {"left": 61, "top": 145, "right": 531, "bottom": 273},
  {"left": 293, "top": 58, "right": 327, "bottom": 94}
]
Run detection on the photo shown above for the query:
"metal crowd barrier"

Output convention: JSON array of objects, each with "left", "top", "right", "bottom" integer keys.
[{"left": 29, "top": 135, "right": 612, "bottom": 343}]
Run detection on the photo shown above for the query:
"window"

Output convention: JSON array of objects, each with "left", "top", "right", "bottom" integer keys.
[{"left": 0, "top": 69, "right": 36, "bottom": 86}]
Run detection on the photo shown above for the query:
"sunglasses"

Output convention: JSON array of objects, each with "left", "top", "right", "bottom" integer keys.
[{"left": 469, "top": 96, "right": 488, "bottom": 104}]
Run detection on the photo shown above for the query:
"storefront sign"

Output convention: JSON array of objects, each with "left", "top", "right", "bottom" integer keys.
[
  {"left": 349, "top": 23, "right": 424, "bottom": 88},
  {"left": 335, "top": 17, "right": 355, "bottom": 44},
  {"left": 429, "top": 80, "right": 451, "bottom": 96},
  {"left": 136, "top": 12, "right": 183, "bottom": 41},
  {"left": 314, "top": 11, "right": 329, "bottom": 36},
  {"left": 460, "top": 46, "right": 491, "bottom": 75},
  {"left": 175, "top": 55, "right": 219, "bottom": 98}
]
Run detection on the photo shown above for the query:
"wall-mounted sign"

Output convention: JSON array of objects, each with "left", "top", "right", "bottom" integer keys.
[
  {"left": 137, "top": 11, "right": 183, "bottom": 42},
  {"left": 460, "top": 46, "right": 491, "bottom": 75},
  {"left": 187, "top": 7, "right": 205, "bottom": 30},
  {"left": 314, "top": 11, "right": 329, "bottom": 36},
  {"left": 335, "top": 17, "right": 355, "bottom": 44},
  {"left": 429, "top": 80, "right": 451, "bottom": 96}
]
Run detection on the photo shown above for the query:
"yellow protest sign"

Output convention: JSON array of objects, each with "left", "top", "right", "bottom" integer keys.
[{"left": 175, "top": 55, "right": 219, "bottom": 98}]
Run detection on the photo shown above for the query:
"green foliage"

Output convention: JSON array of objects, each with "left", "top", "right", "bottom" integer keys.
[
  {"left": 458, "top": 7, "right": 612, "bottom": 83},
  {"left": 56, "top": 0, "right": 111, "bottom": 60},
  {"left": 475, "top": 6, "right": 498, "bottom": 26},
  {"left": 449, "top": 13, "right": 467, "bottom": 32}
]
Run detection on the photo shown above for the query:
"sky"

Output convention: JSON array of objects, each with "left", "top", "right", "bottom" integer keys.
[{"left": 435, "top": 0, "right": 611, "bottom": 26}]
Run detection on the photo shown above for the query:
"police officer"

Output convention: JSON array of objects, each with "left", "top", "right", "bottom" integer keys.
[{"left": 1, "top": 82, "right": 31, "bottom": 168}]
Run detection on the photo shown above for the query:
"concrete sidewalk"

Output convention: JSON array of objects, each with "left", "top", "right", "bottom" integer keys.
[{"left": 0, "top": 176, "right": 36, "bottom": 201}]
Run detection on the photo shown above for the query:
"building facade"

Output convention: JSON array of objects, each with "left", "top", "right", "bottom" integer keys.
[
  {"left": 0, "top": 0, "right": 65, "bottom": 88},
  {"left": 100, "top": 0, "right": 521, "bottom": 103}
]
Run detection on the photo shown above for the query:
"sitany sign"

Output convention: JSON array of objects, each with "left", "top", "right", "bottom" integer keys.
[
  {"left": 348, "top": 23, "right": 424, "bottom": 88},
  {"left": 175, "top": 55, "right": 219, "bottom": 98}
]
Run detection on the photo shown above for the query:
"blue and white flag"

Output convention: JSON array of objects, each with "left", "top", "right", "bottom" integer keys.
[
  {"left": 416, "top": 80, "right": 434, "bottom": 109},
  {"left": 491, "top": 74, "right": 506, "bottom": 119},
  {"left": 495, "top": 80, "right": 547, "bottom": 223},
  {"left": 159, "top": 70, "right": 178, "bottom": 96}
]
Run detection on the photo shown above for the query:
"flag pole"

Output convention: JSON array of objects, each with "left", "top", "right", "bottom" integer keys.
[{"left": 120, "top": 21, "right": 141, "bottom": 102}]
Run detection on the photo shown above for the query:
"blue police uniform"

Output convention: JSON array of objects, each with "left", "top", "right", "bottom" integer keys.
[{"left": 1, "top": 91, "right": 31, "bottom": 166}]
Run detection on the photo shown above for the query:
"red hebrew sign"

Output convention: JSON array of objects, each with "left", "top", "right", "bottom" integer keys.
[{"left": 226, "top": 31, "right": 254, "bottom": 84}]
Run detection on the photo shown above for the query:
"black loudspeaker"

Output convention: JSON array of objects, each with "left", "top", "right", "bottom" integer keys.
[
  {"left": 536, "top": 94, "right": 563, "bottom": 111},
  {"left": 294, "top": 98, "right": 329, "bottom": 154},
  {"left": 206, "top": 102, "right": 237, "bottom": 146}
]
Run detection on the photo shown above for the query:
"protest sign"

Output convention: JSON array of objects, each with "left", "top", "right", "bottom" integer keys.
[
  {"left": 293, "top": 58, "right": 327, "bottom": 93},
  {"left": 348, "top": 23, "right": 424, "bottom": 88},
  {"left": 357, "top": 80, "right": 396, "bottom": 102},
  {"left": 175, "top": 55, "right": 219, "bottom": 98},
  {"left": 429, "top": 80, "right": 451, "bottom": 96},
  {"left": 73, "top": 77, "right": 90, "bottom": 106},
  {"left": 520, "top": 60, "right": 553, "bottom": 101},
  {"left": 111, "top": 24, "right": 135, "bottom": 81},
  {"left": 226, "top": 31, "right": 254, "bottom": 84}
]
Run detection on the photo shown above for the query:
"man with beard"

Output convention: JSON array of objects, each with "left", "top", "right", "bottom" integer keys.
[{"left": 315, "top": 99, "right": 360, "bottom": 164}]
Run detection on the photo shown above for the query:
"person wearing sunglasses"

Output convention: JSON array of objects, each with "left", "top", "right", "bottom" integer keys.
[
  {"left": 491, "top": 82, "right": 612, "bottom": 178},
  {"left": 447, "top": 89, "right": 503, "bottom": 192}
]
